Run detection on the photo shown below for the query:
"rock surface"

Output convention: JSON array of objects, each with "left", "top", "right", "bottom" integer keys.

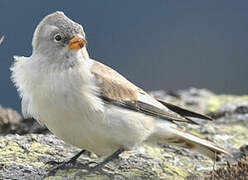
[{"left": 0, "top": 88, "right": 247, "bottom": 180}]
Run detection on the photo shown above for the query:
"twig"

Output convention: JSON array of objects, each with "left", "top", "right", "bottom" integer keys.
[
  {"left": 211, "top": 151, "right": 217, "bottom": 180},
  {"left": 0, "top": 35, "right": 4, "bottom": 45}
]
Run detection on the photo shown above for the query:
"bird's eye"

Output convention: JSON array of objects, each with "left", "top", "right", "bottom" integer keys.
[{"left": 54, "top": 34, "right": 62, "bottom": 42}]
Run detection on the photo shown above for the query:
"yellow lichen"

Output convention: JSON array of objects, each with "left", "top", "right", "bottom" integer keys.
[
  {"left": 29, "top": 142, "right": 50, "bottom": 153},
  {"left": 143, "top": 144, "right": 165, "bottom": 159},
  {"left": 0, "top": 138, "right": 51, "bottom": 168},
  {"left": 161, "top": 162, "right": 189, "bottom": 180},
  {"left": 207, "top": 95, "right": 248, "bottom": 113},
  {"left": 218, "top": 124, "right": 248, "bottom": 148}
]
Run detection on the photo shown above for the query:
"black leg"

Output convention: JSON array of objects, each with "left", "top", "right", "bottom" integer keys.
[
  {"left": 75, "top": 148, "right": 125, "bottom": 178},
  {"left": 91, "top": 148, "right": 124, "bottom": 171},
  {"left": 66, "top": 149, "right": 86, "bottom": 164},
  {"left": 47, "top": 149, "right": 86, "bottom": 176}
]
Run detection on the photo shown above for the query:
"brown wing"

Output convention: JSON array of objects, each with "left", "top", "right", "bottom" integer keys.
[
  {"left": 91, "top": 60, "right": 197, "bottom": 124},
  {"left": 91, "top": 60, "right": 145, "bottom": 101}
]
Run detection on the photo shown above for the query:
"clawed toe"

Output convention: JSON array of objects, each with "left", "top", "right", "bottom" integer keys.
[
  {"left": 46, "top": 162, "right": 69, "bottom": 176},
  {"left": 45, "top": 148, "right": 126, "bottom": 179},
  {"left": 45, "top": 160, "right": 98, "bottom": 177}
]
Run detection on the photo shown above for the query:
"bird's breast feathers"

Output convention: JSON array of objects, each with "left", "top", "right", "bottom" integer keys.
[{"left": 11, "top": 55, "right": 104, "bottom": 121}]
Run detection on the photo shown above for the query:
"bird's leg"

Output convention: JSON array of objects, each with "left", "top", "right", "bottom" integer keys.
[
  {"left": 47, "top": 149, "right": 86, "bottom": 175},
  {"left": 75, "top": 148, "right": 125, "bottom": 178},
  {"left": 89, "top": 148, "right": 125, "bottom": 172}
]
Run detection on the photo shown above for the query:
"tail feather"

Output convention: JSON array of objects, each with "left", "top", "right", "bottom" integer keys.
[
  {"left": 167, "top": 128, "right": 231, "bottom": 161},
  {"left": 147, "top": 120, "right": 231, "bottom": 161}
]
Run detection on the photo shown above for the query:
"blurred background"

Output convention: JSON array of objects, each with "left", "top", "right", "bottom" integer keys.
[{"left": 0, "top": 0, "right": 247, "bottom": 112}]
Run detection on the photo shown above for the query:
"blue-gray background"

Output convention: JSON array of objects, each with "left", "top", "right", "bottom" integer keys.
[{"left": 0, "top": 1, "right": 247, "bottom": 112}]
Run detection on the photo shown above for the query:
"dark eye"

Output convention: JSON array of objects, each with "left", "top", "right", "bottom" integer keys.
[{"left": 54, "top": 34, "right": 62, "bottom": 42}]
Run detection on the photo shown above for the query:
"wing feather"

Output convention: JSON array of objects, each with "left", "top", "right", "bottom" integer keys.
[
  {"left": 91, "top": 60, "right": 203, "bottom": 124},
  {"left": 156, "top": 98, "right": 213, "bottom": 121}
]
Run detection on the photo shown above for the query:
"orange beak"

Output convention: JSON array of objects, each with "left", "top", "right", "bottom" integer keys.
[{"left": 69, "top": 36, "right": 87, "bottom": 49}]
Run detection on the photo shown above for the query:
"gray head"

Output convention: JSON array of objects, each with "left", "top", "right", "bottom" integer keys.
[{"left": 32, "top": 11, "right": 88, "bottom": 60}]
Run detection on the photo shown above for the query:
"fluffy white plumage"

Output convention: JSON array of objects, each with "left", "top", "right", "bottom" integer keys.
[
  {"left": 11, "top": 54, "right": 155, "bottom": 156},
  {"left": 11, "top": 11, "right": 230, "bottom": 161}
]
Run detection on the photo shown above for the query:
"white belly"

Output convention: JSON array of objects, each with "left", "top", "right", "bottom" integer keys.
[
  {"left": 30, "top": 81, "right": 155, "bottom": 156},
  {"left": 33, "top": 98, "right": 155, "bottom": 156}
]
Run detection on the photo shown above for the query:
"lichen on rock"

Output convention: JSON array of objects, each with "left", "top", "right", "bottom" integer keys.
[{"left": 0, "top": 88, "right": 247, "bottom": 179}]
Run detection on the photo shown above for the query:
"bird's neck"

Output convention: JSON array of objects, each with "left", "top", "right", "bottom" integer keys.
[
  {"left": 32, "top": 47, "right": 90, "bottom": 71},
  {"left": 81, "top": 47, "right": 90, "bottom": 59}
]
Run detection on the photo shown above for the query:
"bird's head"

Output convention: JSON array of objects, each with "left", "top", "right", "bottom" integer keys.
[{"left": 32, "top": 11, "right": 88, "bottom": 62}]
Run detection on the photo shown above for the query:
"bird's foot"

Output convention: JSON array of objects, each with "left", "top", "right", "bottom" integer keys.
[
  {"left": 44, "top": 149, "right": 87, "bottom": 177},
  {"left": 45, "top": 148, "right": 126, "bottom": 179},
  {"left": 74, "top": 148, "right": 127, "bottom": 179},
  {"left": 46, "top": 160, "right": 97, "bottom": 176}
]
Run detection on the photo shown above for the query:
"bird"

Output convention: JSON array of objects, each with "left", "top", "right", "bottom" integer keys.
[{"left": 11, "top": 11, "right": 230, "bottom": 176}]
